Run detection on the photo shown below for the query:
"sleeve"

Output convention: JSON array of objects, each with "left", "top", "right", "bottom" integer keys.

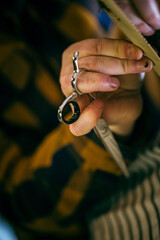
[
  {"left": 1, "top": 1, "right": 158, "bottom": 239},
  {"left": 0, "top": 32, "right": 122, "bottom": 240}
]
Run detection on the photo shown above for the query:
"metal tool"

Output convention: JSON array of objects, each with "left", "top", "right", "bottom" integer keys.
[{"left": 58, "top": 51, "right": 129, "bottom": 177}]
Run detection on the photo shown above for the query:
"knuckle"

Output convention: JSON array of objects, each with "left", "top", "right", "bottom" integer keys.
[
  {"left": 121, "top": 60, "right": 129, "bottom": 73},
  {"left": 115, "top": 40, "right": 121, "bottom": 57},
  {"left": 90, "top": 74, "right": 101, "bottom": 86},
  {"left": 92, "top": 39, "right": 104, "bottom": 55},
  {"left": 95, "top": 56, "right": 103, "bottom": 71},
  {"left": 88, "top": 74, "right": 105, "bottom": 91},
  {"left": 85, "top": 73, "right": 93, "bottom": 86},
  {"left": 61, "top": 50, "right": 67, "bottom": 62},
  {"left": 114, "top": 39, "right": 127, "bottom": 58},
  {"left": 60, "top": 74, "right": 71, "bottom": 95},
  {"left": 83, "top": 56, "right": 98, "bottom": 70}
]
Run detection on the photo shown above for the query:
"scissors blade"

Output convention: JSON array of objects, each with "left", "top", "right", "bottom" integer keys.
[{"left": 94, "top": 118, "right": 129, "bottom": 177}]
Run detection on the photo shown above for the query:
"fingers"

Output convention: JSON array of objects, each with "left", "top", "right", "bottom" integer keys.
[
  {"left": 79, "top": 56, "right": 152, "bottom": 75},
  {"left": 133, "top": 0, "right": 160, "bottom": 32},
  {"left": 60, "top": 38, "right": 153, "bottom": 96},
  {"left": 115, "top": 0, "right": 160, "bottom": 36},
  {"left": 77, "top": 72, "right": 119, "bottom": 93},
  {"left": 60, "top": 38, "right": 147, "bottom": 96},
  {"left": 59, "top": 38, "right": 153, "bottom": 137},
  {"left": 63, "top": 39, "right": 143, "bottom": 63},
  {"left": 61, "top": 71, "right": 120, "bottom": 96},
  {"left": 69, "top": 99, "right": 104, "bottom": 136},
  {"left": 61, "top": 56, "right": 153, "bottom": 96}
]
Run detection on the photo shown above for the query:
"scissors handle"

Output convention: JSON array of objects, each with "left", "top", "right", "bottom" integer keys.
[
  {"left": 94, "top": 118, "right": 129, "bottom": 177},
  {"left": 57, "top": 92, "right": 80, "bottom": 124}
]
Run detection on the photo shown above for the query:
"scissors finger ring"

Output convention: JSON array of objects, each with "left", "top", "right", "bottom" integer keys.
[{"left": 57, "top": 91, "right": 80, "bottom": 124}]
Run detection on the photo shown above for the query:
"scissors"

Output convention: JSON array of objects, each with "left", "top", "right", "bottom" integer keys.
[{"left": 57, "top": 52, "right": 129, "bottom": 177}]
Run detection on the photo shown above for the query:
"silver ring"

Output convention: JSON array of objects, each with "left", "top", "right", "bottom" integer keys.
[{"left": 71, "top": 51, "right": 83, "bottom": 95}]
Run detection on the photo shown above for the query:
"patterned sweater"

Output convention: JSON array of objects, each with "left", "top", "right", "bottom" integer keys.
[{"left": 0, "top": 0, "right": 160, "bottom": 239}]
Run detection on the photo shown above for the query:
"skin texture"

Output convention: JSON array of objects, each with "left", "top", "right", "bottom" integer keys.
[
  {"left": 60, "top": 38, "right": 153, "bottom": 136},
  {"left": 115, "top": 0, "right": 160, "bottom": 36}
]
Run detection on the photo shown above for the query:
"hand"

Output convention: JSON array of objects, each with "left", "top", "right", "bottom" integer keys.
[
  {"left": 60, "top": 38, "right": 153, "bottom": 136},
  {"left": 115, "top": 0, "right": 160, "bottom": 36},
  {"left": 96, "top": 73, "right": 145, "bottom": 136}
]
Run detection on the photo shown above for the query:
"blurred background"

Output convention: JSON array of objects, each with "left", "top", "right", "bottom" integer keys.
[{"left": 0, "top": 217, "right": 18, "bottom": 240}]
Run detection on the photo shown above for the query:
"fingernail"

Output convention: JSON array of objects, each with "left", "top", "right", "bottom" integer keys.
[
  {"left": 137, "top": 22, "right": 155, "bottom": 36},
  {"left": 136, "top": 59, "right": 153, "bottom": 71},
  {"left": 110, "top": 78, "right": 120, "bottom": 88},
  {"left": 143, "top": 28, "right": 155, "bottom": 36}
]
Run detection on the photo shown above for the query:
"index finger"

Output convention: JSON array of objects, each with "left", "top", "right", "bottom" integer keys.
[{"left": 63, "top": 38, "right": 143, "bottom": 62}]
